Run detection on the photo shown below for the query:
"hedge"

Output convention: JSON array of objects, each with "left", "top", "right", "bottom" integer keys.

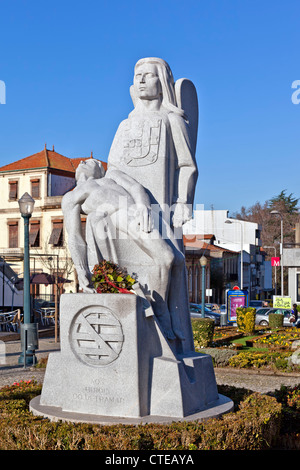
[
  {"left": 0, "top": 380, "right": 282, "bottom": 450},
  {"left": 191, "top": 317, "right": 215, "bottom": 348},
  {"left": 236, "top": 307, "right": 256, "bottom": 335},
  {"left": 269, "top": 313, "right": 284, "bottom": 329}
]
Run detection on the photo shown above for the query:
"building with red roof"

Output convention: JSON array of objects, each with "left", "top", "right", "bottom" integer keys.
[{"left": 0, "top": 146, "right": 107, "bottom": 306}]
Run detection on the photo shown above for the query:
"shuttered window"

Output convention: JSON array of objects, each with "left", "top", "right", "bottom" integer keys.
[
  {"left": 8, "top": 221, "right": 18, "bottom": 248},
  {"left": 49, "top": 220, "right": 63, "bottom": 246},
  {"left": 31, "top": 179, "right": 40, "bottom": 199},
  {"left": 9, "top": 181, "right": 18, "bottom": 200},
  {"left": 29, "top": 221, "right": 40, "bottom": 247}
]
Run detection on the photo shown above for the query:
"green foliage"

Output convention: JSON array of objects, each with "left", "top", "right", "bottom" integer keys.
[
  {"left": 0, "top": 381, "right": 282, "bottom": 450},
  {"left": 269, "top": 312, "right": 284, "bottom": 329},
  {"left": 192, "top": 318, "right": 215, "bottom": 348},
  {"left": 271, "top": 385, "right": 300, "bottom": 448},
  {"left": 268, "top": 190, "right": 299, "bottom": 215},
  {"left": 91, "top": 260, "right": 136, "bottom": 294},
  {"left": 228, "top": 350, "right": 292, "bottom": 369},
  {"left": 253, "top": 329, "right": 300, "bottom": 349},
  {"left": 236, "top": 307, "right": 256, "bottom": 335},
  {"left": 286, "top": 386, "right": 300, "bottom": 411}
]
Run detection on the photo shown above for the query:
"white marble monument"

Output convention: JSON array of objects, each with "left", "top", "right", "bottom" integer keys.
[{"left": 30, "top": 57, "right": 233, "bottom": 423}]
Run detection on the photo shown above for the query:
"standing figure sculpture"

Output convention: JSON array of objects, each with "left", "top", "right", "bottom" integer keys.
[
  {"left": 63, "top": 57, "right": 198, "bottom": 349},
  {"left": 106, "top": 57, "right": 198, "bottom": 349}
]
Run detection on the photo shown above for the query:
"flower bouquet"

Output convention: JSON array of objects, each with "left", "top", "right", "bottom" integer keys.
[{"left": 91, "top": 260, "right": 136, "bottom": 294}]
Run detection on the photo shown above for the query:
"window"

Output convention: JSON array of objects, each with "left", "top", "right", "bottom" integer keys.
[
  {"left": 8, "top": 221, "right": 18, "bottom": 248},
  {"left": 49, "top": 220, "right": 63, "bottom": 247},
  {"left": 31, "top": 179, "right": 40, "bottom": 199},
  {"left": 8, "top": 181, "right": 18, "bottom": 200},
  {"left": 29, "top": 220, "right": 40, "bottom": 247}
]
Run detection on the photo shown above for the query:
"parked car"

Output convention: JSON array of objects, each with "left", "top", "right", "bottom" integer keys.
[
  {"left": 219, "top": 304, "right": 226, "bottom": 313},
  {"left": 249, "top": 300, "right": 264, "bottom": 308},
  {"left": 205, "top": 303, "right": 220, "bottom": 312},
  {"left": 255, "top": 307, "right": 294, "bottom": 326},
  {"left": 189, "top": 303, "right": 221, "bottom": 325}
]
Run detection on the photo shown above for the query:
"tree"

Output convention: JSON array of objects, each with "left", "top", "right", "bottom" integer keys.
[
  {"left": 233, "top": 190, "right": 299, "bottom": 247},
  {"left": 269, "top": 190, "right": 299, "bottom": 215}
]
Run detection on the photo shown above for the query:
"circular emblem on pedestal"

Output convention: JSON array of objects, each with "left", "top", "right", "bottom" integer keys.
[{"left": 70, "top": 305, "right": 124, "bottom": 366}]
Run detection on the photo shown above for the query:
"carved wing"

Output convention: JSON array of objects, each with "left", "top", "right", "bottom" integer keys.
[{"left": 174, "top": 78, "right": 198, "bottom": 157}]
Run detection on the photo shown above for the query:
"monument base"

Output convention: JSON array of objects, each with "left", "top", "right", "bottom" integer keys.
[
  {"left": 29, "top": 393, "right": 233, "bottom": 424},
  {"left": 31, "top": 293, "right": 233, "bottom": 423}
]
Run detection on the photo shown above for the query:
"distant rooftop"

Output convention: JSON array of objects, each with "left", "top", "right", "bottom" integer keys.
[{"left": 0, "top": 145, "right": 107, "bottom": 174}]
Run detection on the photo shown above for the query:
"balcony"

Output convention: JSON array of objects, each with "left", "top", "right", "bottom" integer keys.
[
  {"left": 42, "top": 196, "right": 63, "bottom": 210},
  {"left": 0, "top": 247, "right": 24, "bottom": 255}
]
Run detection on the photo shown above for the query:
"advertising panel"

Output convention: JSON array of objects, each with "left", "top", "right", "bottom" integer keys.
[
  {"left": 226, "top": 288, "right": 248, "bottom": 323},
  {"left": 273, "top": 296, "right": 292, "bottom": 309}
]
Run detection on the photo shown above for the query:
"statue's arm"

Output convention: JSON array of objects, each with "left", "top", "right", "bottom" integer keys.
[
  {"left": 106, "top": 168, "right": 153, "bottom": 233},
  {"left": 106, "top": 168, "right": 151, "bottom": 207},
  {"left": 169, "top": 113, "right": 199, "bottom": 227},
  {"left": 61, "top": 191, "right": 94, "bottom": 292}
]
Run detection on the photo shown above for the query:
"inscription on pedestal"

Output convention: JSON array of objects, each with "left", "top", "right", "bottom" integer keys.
[{"left": 70, "top": 305, "right": 124, "bottom": 366}]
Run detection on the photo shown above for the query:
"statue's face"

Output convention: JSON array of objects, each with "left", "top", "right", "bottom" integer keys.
[
  {"left": 76, "top": 159, "right": 101, "bottom": 180},
  {"left": 133, "top": 63, "right": 162, "bottom": 101}
]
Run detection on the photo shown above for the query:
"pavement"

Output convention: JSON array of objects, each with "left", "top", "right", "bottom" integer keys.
[
  {"left": 0, "top": 330, "right": 61, "bottom": 387},
  {"left": 0, "top": 330, "right": 300, "bottom": 393}
]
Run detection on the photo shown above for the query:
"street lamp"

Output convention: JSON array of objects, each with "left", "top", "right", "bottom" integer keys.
[
  {"left": 270, "top": 210, "right": 284, "bottom": 296},
  {"left": 18, "top": 192, "right": 38, "bottom": 366},
  {"left": 199, "top": 255, "right": 207, "bottom": 318},
  {"left": 225, "top": 219, "right": 243, "bottom": 290}
]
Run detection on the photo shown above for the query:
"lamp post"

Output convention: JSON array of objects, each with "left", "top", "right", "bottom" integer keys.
[
  {"left": 18, "top": 192, "right": 38, "bottom": 366},
  {"left": 225, "top": 219, "right": 243, "bottom": 290},
  {"left": 199, "top": 256, "right": 207, "bottom": 318},
  {"left": 270, "top": 210, "right": 284, "bottom": 296}
]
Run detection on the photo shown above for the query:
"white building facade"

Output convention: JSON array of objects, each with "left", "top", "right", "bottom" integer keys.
[{"left": 183, "top": 209, "right": 272, "bottom": 300}]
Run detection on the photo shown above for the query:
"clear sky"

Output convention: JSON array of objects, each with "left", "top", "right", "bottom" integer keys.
[{"left": 0, "top": 0, "right": 299, "bottom": 215}]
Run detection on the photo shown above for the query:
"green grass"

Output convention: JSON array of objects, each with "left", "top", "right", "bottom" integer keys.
[{"left": 230, "top": 335, "right": 268, "bottom": 352}]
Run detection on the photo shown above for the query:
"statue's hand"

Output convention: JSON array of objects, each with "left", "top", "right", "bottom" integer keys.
[
  {"left": 173, "top": 203, "right": 192, "bottom": 228},
  {"left": 77, "top": 268, "right": 96, "bottom": 293},
  {"left": 134, "top": 204, "right": 153, "bottom": 233}
]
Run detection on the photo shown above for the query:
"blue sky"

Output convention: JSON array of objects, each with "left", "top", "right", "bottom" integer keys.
[{"left": 0, "top": 0, "right": 299, "bottom": 214}]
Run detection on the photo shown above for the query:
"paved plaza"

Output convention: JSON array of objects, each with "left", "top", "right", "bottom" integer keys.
[{"left": 0, "top": 331, "right": 300, "bottom": 394}]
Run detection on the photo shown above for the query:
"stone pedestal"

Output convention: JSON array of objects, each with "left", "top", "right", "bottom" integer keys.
[{"left": 30, "top": 293, "right": 233, "bottom": 423}]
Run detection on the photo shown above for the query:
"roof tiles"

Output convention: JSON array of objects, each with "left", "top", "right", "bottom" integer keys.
[{"left": 0, "top": 147, "right": 107, "bottom": 174}]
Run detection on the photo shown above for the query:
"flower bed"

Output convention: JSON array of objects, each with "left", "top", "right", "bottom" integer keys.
[
  {"left": 213, "top": 327, "right": 244, "bottom": 345},
  {"left": 228, "top": 350, "right": 293, "bottom": 370},
  {"left": 251, "top": 329, "right": 300, "bottom": 350}
]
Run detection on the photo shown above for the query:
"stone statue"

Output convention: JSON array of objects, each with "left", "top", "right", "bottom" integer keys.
[
  {"left": 106, "top": 58, "right": 198, "bottom": 349},
  {"left": 31, "top": 58, "right": 233, "bottom": 423},
  {"left": 62, "top": 57, "right": 199, "bottom": 348}
]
